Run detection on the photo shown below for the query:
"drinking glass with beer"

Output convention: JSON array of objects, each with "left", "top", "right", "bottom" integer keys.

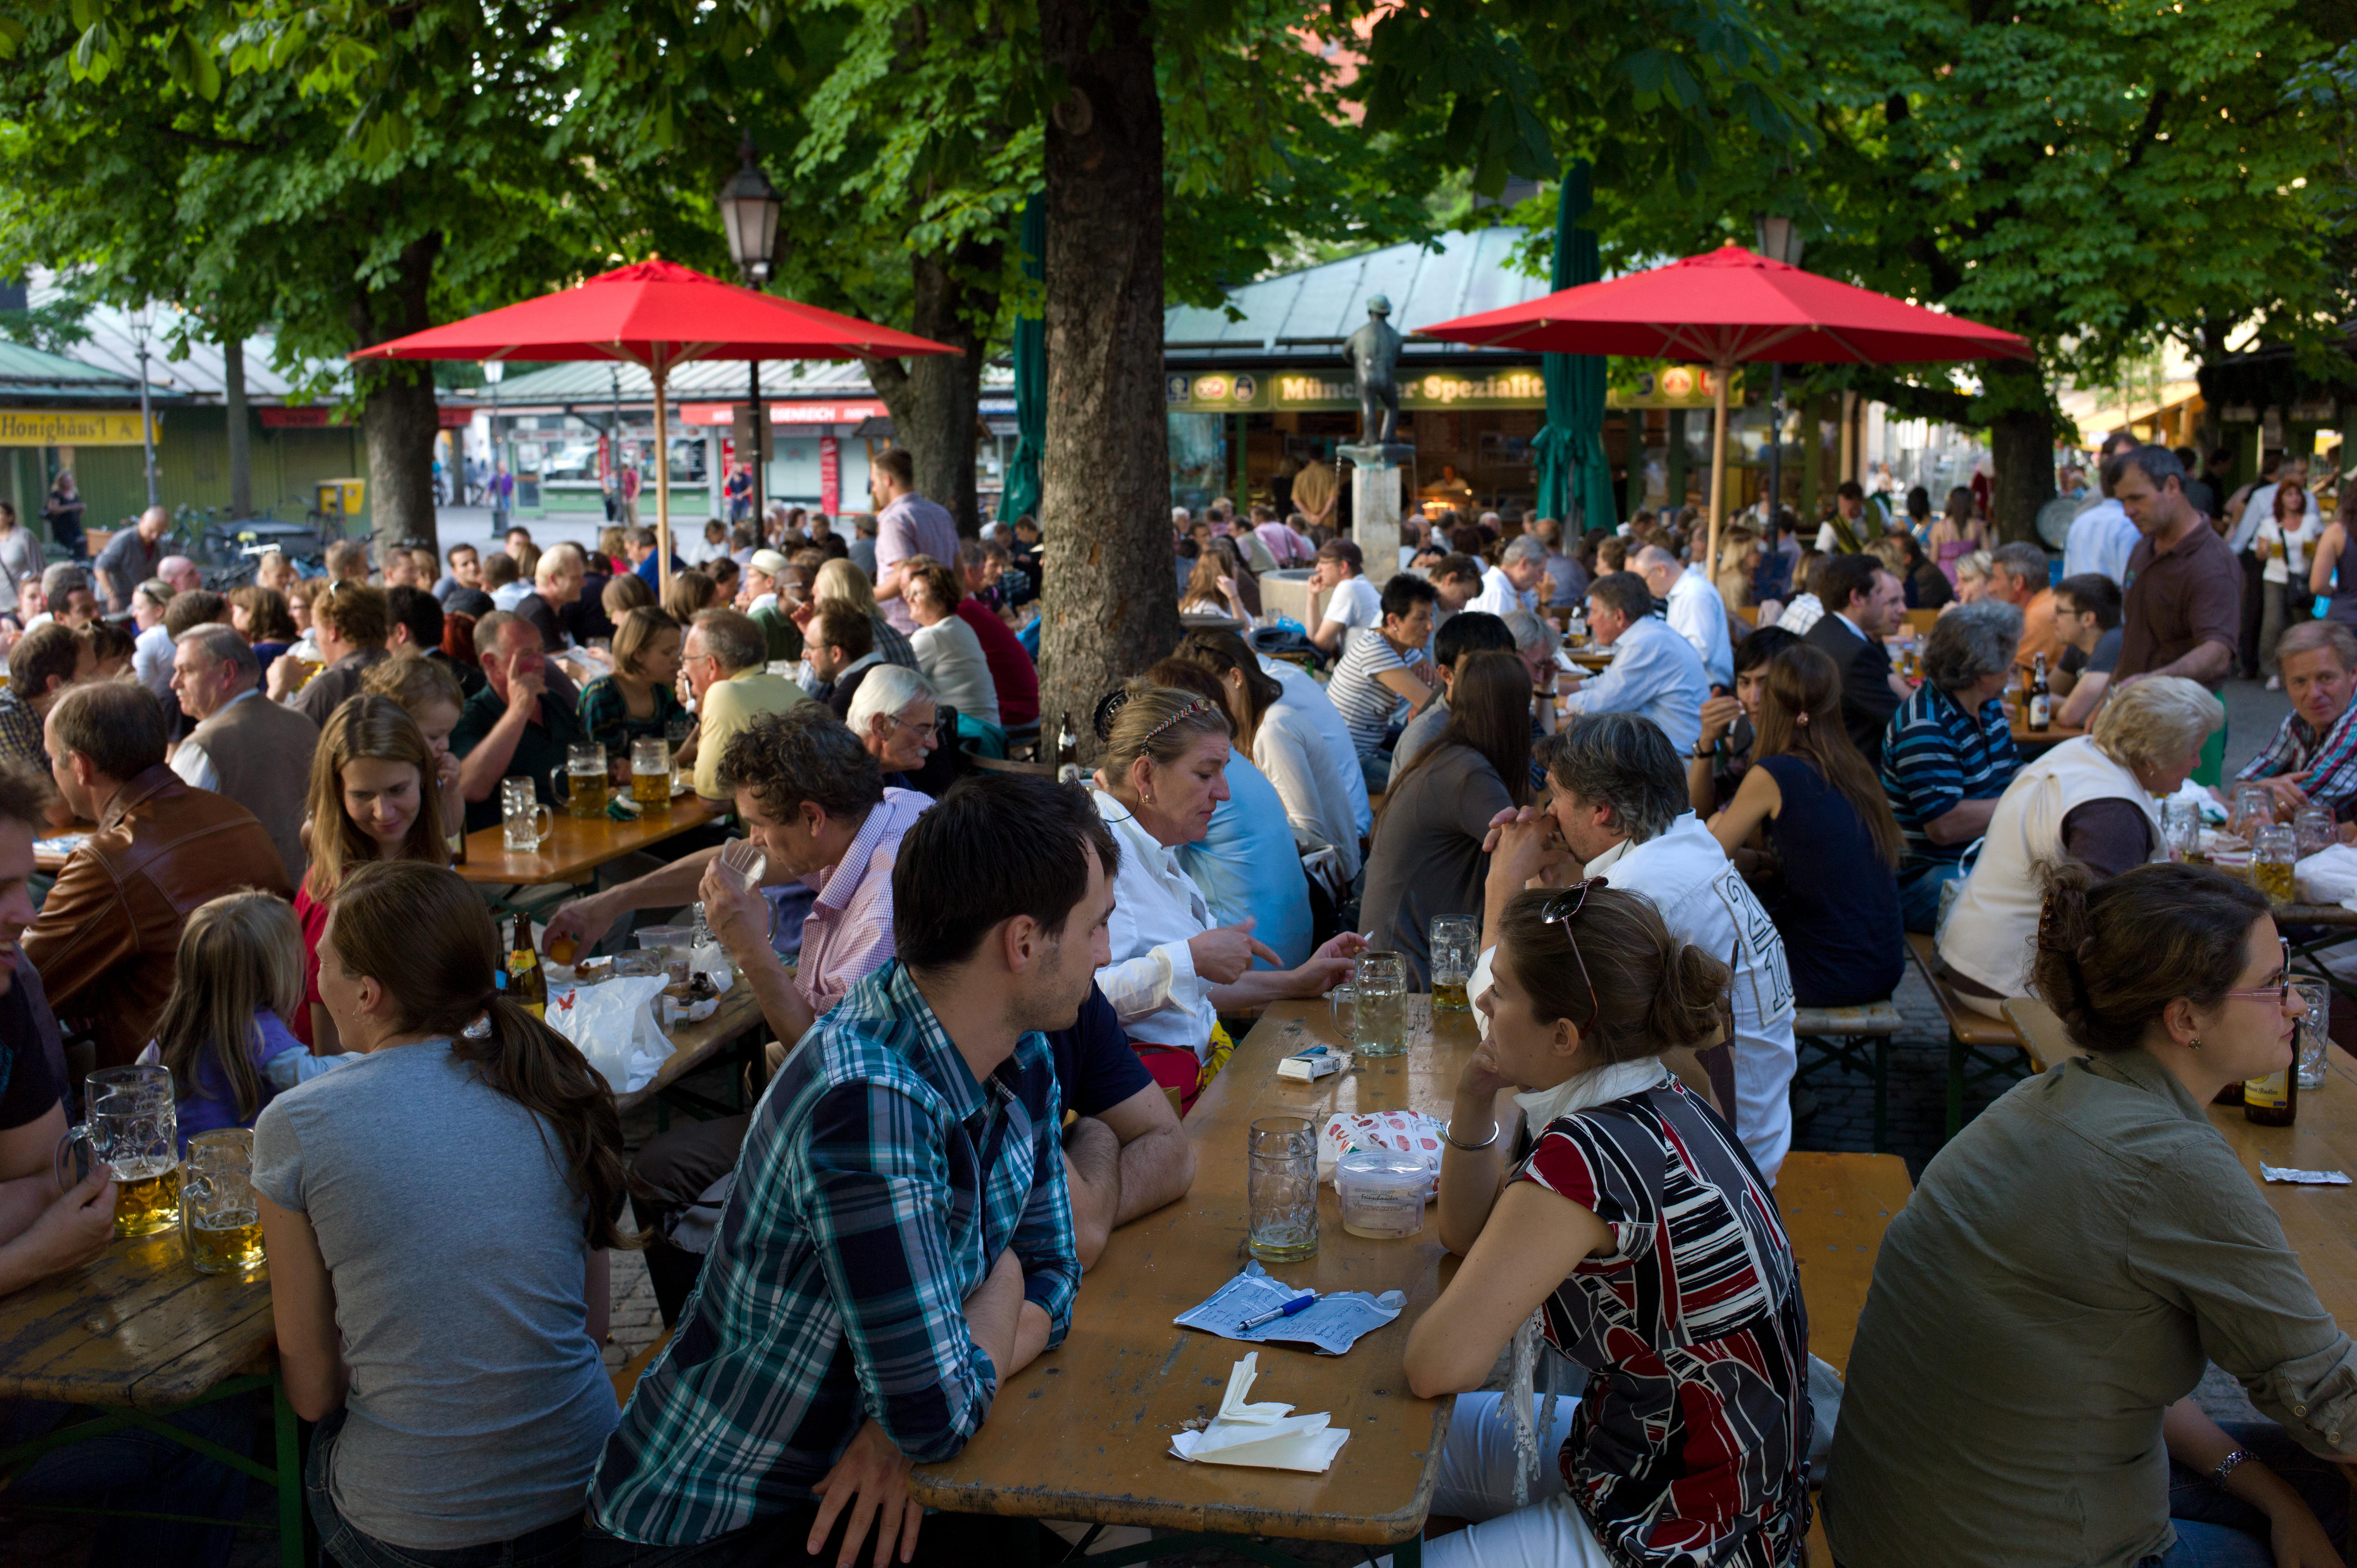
[
  {"left": 630, "top": 738, "right": 672, "bottom": 806},
  {"left": 556, "top": 743, "right": 609, "bottom": 819},
  {"left": 57, "top": 1065, "right": 180, "bottom": 1237},
  {"left": 181, "top": 1128, "right": 266, "bottom": 1274},
  {"left": 1429, "top": 915, "right": 1478, "bottom": 1011}
]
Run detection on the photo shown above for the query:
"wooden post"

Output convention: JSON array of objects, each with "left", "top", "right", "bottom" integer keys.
[
  {"left": 1665, "top": 408, "right": 1688, "bottom": 517},
  {"left": 1839, "top": 390, "right": 1858, "bottom": 489},
  {"left": 653, "top": 362, "right": 672, "bottom": 598},
  {"left": 1707, "top": 363, "right": 1730, "bottom": 578}
]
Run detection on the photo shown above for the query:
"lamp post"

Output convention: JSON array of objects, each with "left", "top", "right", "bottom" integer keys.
[
  {"left": 1753, "top": 215, "right": 1807, "bottom": 535},
  {"left": 484, "top": 359, "right": 507, "bottom": 529},
  {"left": 128, "top": 302, "right": 159, "bottom": 510},
  {"left": 718, "top": 136, "right": 782, "bottom": 527}
]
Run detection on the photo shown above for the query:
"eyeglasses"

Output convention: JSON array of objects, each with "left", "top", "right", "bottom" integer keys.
[
  {"left": 1538, "top": 877, "right": 1606, "bottom": 1026},
  {"left": 2217, "top": 937, "right": 2296, "bottom": 1010},
  {"left": 884, "top": 709, "right": 932, "bottom": 736}
]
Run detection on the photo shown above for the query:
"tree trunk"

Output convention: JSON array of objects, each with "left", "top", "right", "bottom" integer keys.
[
  {"left": 866, "top": 241, "right": 999, "bottom": 536},
  {"left": 1038, "top": 0, "right": 1173, "bottom": 762},
  {"left": 1983, "top": 359, "right": 2055, "bottom": 546},
  {"left": 223, "top": 334, "right": 252, "bottom": 518},
  {"left": 350, "top": 234, "right": 444, "bottom": 554}
]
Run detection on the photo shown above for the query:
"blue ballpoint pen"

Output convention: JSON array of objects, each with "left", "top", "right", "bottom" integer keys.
[{"left": 1239, "top": 1292, "right": 1319, "bottom": 1331}]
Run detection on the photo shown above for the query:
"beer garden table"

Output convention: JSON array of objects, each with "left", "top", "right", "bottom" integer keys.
[
  {"left": 909, "top": 997, "right": 1476, "bottom": 1565},
  {"left": 0, "top": 1223, "right": 301, "bottom": 1566},
  {"left": 612, "top": 982, "right": 767, "bottom": 1123},
  {"left": 2208, "top": 1040, "right": 2357, "bottom": 1324},
  {"left": 459, "top": 793, "right": 724, "bottom": 889}
]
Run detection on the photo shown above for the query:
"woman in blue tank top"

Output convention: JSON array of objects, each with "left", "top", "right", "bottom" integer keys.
[{"left": 2307, "top": 484, "right": 2357, "bottom": 626}]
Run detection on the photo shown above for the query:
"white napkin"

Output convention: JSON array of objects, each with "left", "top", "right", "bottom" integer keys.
[{"left": 1167, "top": 1353, "right": 1351, "bottom": 1473}]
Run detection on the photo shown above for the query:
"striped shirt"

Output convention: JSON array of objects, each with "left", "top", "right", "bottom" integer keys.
[
  {"left": 588, "top": 960, "right": 1078, "bottom": 1544},
  {"left": 1520, "top": 1079, "right": 1811, "bottom": 1567},
  {"left": 1326, "top": 630, "right": 1426, "bottom": 757},
  {"left": 2238, "top": 695, "right": 2357, "bottom": 823},
  {"left": 1880, "top": 681, "right": 2022, "bottom": 872}
]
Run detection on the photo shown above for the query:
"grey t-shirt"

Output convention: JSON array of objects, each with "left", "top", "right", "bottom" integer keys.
[
  {"left": 1390, "top": 694, "right": 1453, "bottom": 779},
  {"left": 1358, "top": 742, "right": 1515, "bottom": 988},
  {"left": 253, "top": 1039, "right": 614, "bottom": 1549}
]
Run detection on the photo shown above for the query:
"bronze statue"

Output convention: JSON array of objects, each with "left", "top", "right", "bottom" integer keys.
[{"left": 1345, "top": 295, "right": 1405, "bottom": 446}]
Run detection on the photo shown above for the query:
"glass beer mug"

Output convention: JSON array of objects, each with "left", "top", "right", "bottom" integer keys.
[
  {"left": 501, "top": 777, "right": 553, "bottom": 854},
  {"left": 552, "top": 743, "right": 609, "bottom": 820},
  {"left": 181, "top": 1128, "right": 266, "bottom": 1274},
  {"left": 57, "top": 1065, "right": 180, "bottom": 1237},
  {"left": 630, "top": 738, "right": 673, "bottom": 807}
]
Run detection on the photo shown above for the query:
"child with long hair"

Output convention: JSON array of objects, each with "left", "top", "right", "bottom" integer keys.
[
  {"left": 138, "top": 890, "right": 350, "bottom": 1150},
  {"left": 1708, "top": 642, "right": 1906, "bottom": 1006}
]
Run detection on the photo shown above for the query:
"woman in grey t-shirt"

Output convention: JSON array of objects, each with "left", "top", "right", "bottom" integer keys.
[{"left": 255, "top": 861, "right": 638, "bottom": 1562}]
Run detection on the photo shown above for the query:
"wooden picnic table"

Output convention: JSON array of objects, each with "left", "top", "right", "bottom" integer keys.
[
  {"left": 2007, "top": 715, "right": 2086, "bottom": 750},
  {"left": 33, "top": 821, "right": 99, "bottom": 875},
  {"left": 2208, "top": 1041, "right": 2357, "bottom": 1324},
  {"left": 909, "top": 997, "right": 1476, "bottom": 1562},
  {"left": 0, "top": 1215, "right": 303, "bottom": 1565},
  {"left": 612, "top": 981, "right": 767, "bottom": 1115},
  {"left": 459, "top": 793, "right": 723, "bottom": 887}
]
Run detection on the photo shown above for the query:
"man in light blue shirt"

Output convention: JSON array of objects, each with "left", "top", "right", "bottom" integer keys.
[
  {"left": 1560, "top": 570, "right": 1708, "bottom": 756},
  {"left": 2064, "top": 434, "right": 2143, "bottom": 585},
  {"left": 1636, "top": 545, "right": 1733, "bottom": 689}
]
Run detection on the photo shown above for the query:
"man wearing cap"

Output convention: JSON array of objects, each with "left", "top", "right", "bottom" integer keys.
[{"left": 742, "top": 548, "right": 800, "bottom": 664}]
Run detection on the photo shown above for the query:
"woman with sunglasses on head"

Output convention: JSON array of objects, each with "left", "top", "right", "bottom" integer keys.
[
  {"left": 1395, "top": 880, "right": 1810, "bottom": 1568},
  {"left": 1829, "top": 863, "right": 2357, "bottom": 1568}
]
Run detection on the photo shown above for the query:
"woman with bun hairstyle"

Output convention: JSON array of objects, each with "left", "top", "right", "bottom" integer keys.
[
  {"left": 1397, "top": 883, "right": 1811, "bottom": 1568},
  {"left": 1830, "top": 862, "right": 2357, "bottom": 1568}
]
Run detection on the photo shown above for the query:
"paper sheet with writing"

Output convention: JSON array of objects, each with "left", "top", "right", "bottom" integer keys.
[
  {"left": 1174, "top": 1261, "right": 1405, "bottom": 1356},
  {"left": 1168, "top": 1352, "right": 1351, "bottom": 1472}
]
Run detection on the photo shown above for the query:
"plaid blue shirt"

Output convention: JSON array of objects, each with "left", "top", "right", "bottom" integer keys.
[
  {"left": 589, "top": 959, "right": 1078, "bottom": 1544},
  {"left": 2238, "top": 695, "right": 2357, "bottom": 822}
]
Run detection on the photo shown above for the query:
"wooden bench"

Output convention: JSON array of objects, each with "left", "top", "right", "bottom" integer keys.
[
  {"left": 2002, "top": 994, "right": 2087, "bottom": 1072},
  {"left": 1778, "top": 1150, "right": 1914, "bottom": 1568},
  {"left": 611, "top": 1326, "right": 672, "bottom": 1407},
  {"left": 1791, "top": 1001, "right": 1905, "bottom": 1152},
  {"left": 1903, "top": 933, "right": 2031, "bottom": 1142}
]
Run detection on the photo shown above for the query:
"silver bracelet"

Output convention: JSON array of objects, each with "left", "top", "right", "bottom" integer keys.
[
  {"left": 2210, "top": 1448, "right": 2251, "bottom": 1487},
  {"left": 1444, "top": 1119, "right": 1500, "bottom": 1152}
]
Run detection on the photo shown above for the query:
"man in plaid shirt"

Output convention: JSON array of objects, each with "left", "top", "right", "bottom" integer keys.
[
  {"left": 2236, "top": 620, "right": 2357, "bottom": 822},
  {"left": 586, "top": 773, "right": 1113, "bottom": 1566}
]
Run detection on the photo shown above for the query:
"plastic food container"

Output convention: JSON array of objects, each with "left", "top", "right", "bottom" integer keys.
[
  {"left": 1336, "top": 1150, "right": 1429, "bottom": 1240},
  {"left": 637, "top": 925, "right": 694, "bottom": 985}
]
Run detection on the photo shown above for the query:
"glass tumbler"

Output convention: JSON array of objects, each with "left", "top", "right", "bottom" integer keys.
[
  {"left": 2233, "top": 784, "right": 2276, "bottom": 844},
  {"left": 1428, "top": 916, "right": 1478, "bottom": 1011},
  {"left": 181, "top": 1128, "right": 266, "bottom": 1275},
  {"left": 1247, "top": 1116, "right": 1319, "bottom": 1264},
  {"left": 630, "top": 738, "right": 673, "bottom": 806},
  {"left": 57, "top": 1064, "right": 180, "bottom": 1237},
  {"left": 2161, "top": 797, "right": 2203, "bottom": 863},
  {"left": 2296, "top": 805, "right": 2337, "bottom": 860},
  {"left": 2254, "top": 825, "right": 2298, "bottom": 908},
  {"left": 2295, "top": 976, "right": 2332, "bottom": 1091},
  {"left": 501, "top": 778, "right": 553, "bottom": 853},
  {"left": 1354, "top": 953, "right": 1409, "bottom": 1058}
]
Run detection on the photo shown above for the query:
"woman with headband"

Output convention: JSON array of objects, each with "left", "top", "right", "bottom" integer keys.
[{"left": 1089, "top": 681, "right": 1366, "bottom": 1110}]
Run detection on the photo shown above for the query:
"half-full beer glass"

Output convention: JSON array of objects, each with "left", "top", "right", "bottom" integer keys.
[
  {"left": 58, "top": 1065, "right": 180, "bottom": 1237},
  {"left": 630, "top": 739, "right": 672, "bottom": 806},
  {"left": 557, "top": 743, "right": 609, "bottom": 819},
  {"left": 181, "top": 1128, "right": 266, "bottom": 1274}
]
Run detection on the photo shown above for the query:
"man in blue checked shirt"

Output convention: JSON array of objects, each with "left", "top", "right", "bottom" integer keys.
[{"left": 586, "top": 772, "right": 1113, "bottom": 1567}]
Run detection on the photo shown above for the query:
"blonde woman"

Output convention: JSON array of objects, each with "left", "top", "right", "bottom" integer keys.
[
  {"left": 1937, "top": 675, "right": 2223, "bottom": 1015},
  {"left": 1950, "top": 549, "right": 1994, "bottom": 607},
  {"left": 1089, "top": 682, "right": 1364, "bottom": 1108},
  {"left": 800, "top": 556, "right": 918, "bottom": 669},
  {"left": 361, "top": 655, "right": 469, "bottom": 854},
  {"left": 1714, "top": 527, "right": 1762, "bottom": 609},
  {"left": 293, "top": 697, "right": 449, "bottom": 1051}
]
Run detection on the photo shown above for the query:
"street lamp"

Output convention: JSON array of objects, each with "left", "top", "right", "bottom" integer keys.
[
  {"left": 128, "top": 301, "right": 159, "bottom": 510},
  {"left": 1753, "top": 215, "right": 1807, "bottom": 531},
  {"left": 719, "top": 136, "right": 783, "bottom": 523},
  {"left": 484, "top": 359, "right": 507, "bottom": 527}
]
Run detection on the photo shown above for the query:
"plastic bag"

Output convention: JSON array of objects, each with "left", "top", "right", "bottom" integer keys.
[
  {"left": 548, "top": 974, "right": 672, "bottom": 1094},
  {"left": 1317, "top": 1111, "right": 1445, "bottom": 1196},
  {"left": 2297, "top": 842, "right": 2357, "bottom": 906}
]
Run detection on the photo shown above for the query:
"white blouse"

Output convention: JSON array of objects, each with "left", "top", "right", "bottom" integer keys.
[
  {"left": 1090, "top": 787, "right": 1219, "bottom": 1060},
  {"left": 909, "top": 614, "right": 999, "bottom": 726},
  {"left": 1252, "top": 697, "right": 1363, "bottom": 880}
]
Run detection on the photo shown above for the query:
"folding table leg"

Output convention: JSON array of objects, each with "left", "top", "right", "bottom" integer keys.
[
  {"left": 1872, "top": 1039, "right": 1889, "bottom": 1154},
  {"left": 273, "top": 1374, "right": 303, "bottom": 1568}
]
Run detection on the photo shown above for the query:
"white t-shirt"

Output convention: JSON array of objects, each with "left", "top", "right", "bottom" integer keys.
[
  {"left": 1326, "top": 631, "right": 1424, "bottom": 756},
  {"left": 1467, "top": 565, "right": 1535, "bottom": 619},
  {"left": 1317, "top": 575, "right": 1382, "bottom": 643},
  {"left": 1259, "top": 656, "right": 1373, "bottom": 838},
  {"left": 2257, "top": 506, "right": 2325, "bottom": 586}
]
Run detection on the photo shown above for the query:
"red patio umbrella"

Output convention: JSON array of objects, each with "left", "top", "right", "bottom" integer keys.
[
  {"left": 353, "top": 259, "right": 958, "bottom": 591},
  {"left": 1420, "top": 245, "right": 2032, "bottom": 566}
]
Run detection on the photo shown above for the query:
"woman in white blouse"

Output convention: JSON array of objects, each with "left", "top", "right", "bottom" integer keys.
[
  {"left": 1092, "top": 683, "right": 1365, "bottom": 1110},
  {"left": 901, "top": 556, "right": 1000, "bottom": 726},
  {"left": 1174, "top": 628, "right": 1363, "bottom": 881},
  {"left": 2255, "top": 480, "right": 2324, "bottom": 685}
]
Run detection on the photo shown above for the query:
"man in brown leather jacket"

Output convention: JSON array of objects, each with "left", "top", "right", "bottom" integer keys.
[{"left": 24, "top": 681, "right": 292, "bottom": 1067}]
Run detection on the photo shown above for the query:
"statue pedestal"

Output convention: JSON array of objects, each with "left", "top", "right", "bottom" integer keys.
[{"left": 1340, "top": 443, "right": 1413, "bottom": 581}]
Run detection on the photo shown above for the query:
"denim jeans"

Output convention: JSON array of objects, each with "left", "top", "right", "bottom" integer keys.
[
  {"left": 1898, "top": 862, "right": 1965, "bottom": 935},
  {"left": 2, "top": 1391, "right": 253, "bottom": 1568},
  {"left": 307, "top": 1410, "right": 584, "bottom": 1568},
  {"left": 2145, "top": 1419, "right": 2350, "bottom": 1568}
]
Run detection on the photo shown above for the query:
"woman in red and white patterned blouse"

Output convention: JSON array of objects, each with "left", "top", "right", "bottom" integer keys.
[{"left": 1400, "top": 881, "right": 1813, "bottom": 1568}]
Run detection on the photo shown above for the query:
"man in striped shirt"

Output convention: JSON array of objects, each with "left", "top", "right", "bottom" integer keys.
[
  {"left": 2236, "top": 619, "right": 2357, "bottom": 823},
  {"left": 587, "top": 774, "right": 1111, "bottom": 1565},
  {"left": 1324, "top": 573, "right": 1438, "bottom": 790},
  {"left": 1879, "top": 602, "right": 2024, "bottom": 932}
]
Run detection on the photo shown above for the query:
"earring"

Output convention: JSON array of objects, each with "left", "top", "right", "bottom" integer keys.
[{"left": 2190, "top": 1037, "right": 2203, "bottom": 1051}]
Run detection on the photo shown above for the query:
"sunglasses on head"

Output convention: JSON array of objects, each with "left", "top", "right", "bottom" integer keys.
[{"left": 1538, "top": 877, "right": 1607, "bottom": 1026}]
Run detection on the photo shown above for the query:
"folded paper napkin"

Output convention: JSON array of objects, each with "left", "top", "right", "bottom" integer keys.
[
  {"left": 1317, "top": 1111, "right": 1444, "bottom": 1196},
  {"left": 2262, "top": 1164, "right": 2352, "bottom": 1185},
  {"left": 1167, "top": 1353, "right": 1351, "bottom": 1473}
]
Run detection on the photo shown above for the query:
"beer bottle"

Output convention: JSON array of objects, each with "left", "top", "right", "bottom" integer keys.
[
  {"left": 507, "top": 911, "right": 547, "bottom": 1019},
  {"left": 1055, "top": 712, "right": 1081, "bottom": 785},
  {"left": 2245, "top": 1058, "right": 2299, "bottom": 1126},
  {"left": 2028, "top": 653, "right": 2052, "bottom": 732}
]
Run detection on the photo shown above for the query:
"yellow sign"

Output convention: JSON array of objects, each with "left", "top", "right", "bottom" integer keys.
[{"left": 0, "top": 410, "right": 156, "bottom": 446}]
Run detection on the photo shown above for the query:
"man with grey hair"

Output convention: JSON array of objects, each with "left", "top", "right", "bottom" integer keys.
[
  {"left": 92, "top": 505, "right": 168, "bottom": 614},
  {"left": 2234, "top": 617, "right": 2357, "bottom": 823},
  {"left": 1636, "top": 543, "right": 1733, "bottom": 689},
  {"left": 1882, "top": 600, "right": 2026, "bottom": 933},
  {"left": 1468, "top": 533, "right": 1548, "bottom": 619},
  {"left": 686, "top": 607, "right": 809, "bottom": 804},
  {"left": 1478, "top": 713, "right": 1798, "bottom": 1181},
  {"left": 1986, "top": 538, "right": 2064, "bottom": 674},
  {"left": 170, "top": 623, "right": 320, "bottom": 886}
]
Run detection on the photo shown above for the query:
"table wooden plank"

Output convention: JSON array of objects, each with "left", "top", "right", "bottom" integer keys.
[
  {"left": 0, "top": 1223, "right": 275, "bottom": 1409},
  {"left": 909, "top": 998, "right": 1477, "bottom": 1545},
  {"left": 459, "top": 794, "right": 723, "bottom": 886},
  {"left": 1775, "top": 1152, "right": 1912, "bottom": 1379},
  {"left": 2206, "top": 1042, "right": 2357, "bottom": 1325},
  {"left": 613, "top": 982, "right": 767, "bottom": 1113}
]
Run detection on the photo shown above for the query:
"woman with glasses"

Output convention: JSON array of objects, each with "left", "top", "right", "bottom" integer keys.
[
  {"left": 1397, "top": 879, "right": 1811, "bottom": 1568},
  {"left": 1830, "top": 862, "right": 2357, "bottom": 1568}
]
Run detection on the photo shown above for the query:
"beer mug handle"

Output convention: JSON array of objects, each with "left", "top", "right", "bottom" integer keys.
[
  {"left": 549, "top": 768, "right": 570, "bottom": 810},
  {"left": 531, "top": 804, "right": 553, "bottom": 848},
  {"left": 55, "top": 1122, "right": 97, "bottom": 1190}
]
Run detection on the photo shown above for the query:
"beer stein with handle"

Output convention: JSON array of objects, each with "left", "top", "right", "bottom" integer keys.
[
  {"left": 57, "top": 1064, "right": 180, "bottom": 1237},
  {"left": 181, "top": 1128, "right": 266, "bottom": 1274}
]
